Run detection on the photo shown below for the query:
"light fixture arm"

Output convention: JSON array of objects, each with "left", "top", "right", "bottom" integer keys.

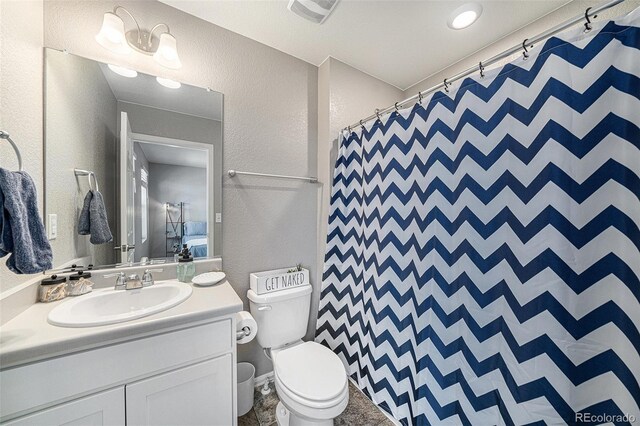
[
  {"left": 149, "top": 23, "right": 171, "bottom": 38},
  {"left": 113, "top": 6, "right": 142, "bottom": 44}
]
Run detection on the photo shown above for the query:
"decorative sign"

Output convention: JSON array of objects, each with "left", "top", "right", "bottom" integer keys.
[{"left": 250, "top": 267, "right": 310, "bottom": 295}]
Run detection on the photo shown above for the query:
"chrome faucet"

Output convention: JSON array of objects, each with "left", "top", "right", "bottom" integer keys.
[
  {"left": 142, "top": 268, "right": 164, "bottom": 287},
  {"left": 104, "top": 272, "right": 143, "bottom": 290}
]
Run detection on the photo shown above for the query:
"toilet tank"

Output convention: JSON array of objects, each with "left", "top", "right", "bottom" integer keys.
[{"left": 248, "top": 284, "right": 312, "bottom": 349}]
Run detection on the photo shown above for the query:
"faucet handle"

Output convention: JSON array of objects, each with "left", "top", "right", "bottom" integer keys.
[
  {"left": 104, "top": 272, "right": 126, "bottom": 290},
  {"left": 142, "top": 268, "right": 164, "bottom": 287}
]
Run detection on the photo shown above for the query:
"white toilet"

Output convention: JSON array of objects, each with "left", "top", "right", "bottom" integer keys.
[{"left": 248, "top": 284, "right": 348, "bottom": 425}]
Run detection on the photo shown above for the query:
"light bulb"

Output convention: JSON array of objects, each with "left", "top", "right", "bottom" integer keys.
[
  {"left": 95, "top": 12, "right": 131, "bottom": 54},
  {"left": 153, "top": 33, "right": 182, "bottom": 69},
  {"left": 156, "top": 77, "right": 181, "bottom": 89},
  {"left": 447, "top": 3, "right": 482, "bottom": 30},
  {"left": 108, "top": 64, "right": 138, "bottom": 78}
]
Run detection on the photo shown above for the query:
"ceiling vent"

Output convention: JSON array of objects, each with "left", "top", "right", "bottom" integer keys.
[{"left": 287, "top": 0, "right": 339, "bottom": 24}]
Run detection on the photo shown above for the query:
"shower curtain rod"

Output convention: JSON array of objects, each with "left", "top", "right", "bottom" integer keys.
[{"left": 344, "top": 0, "right": 625, "bottom": 132}]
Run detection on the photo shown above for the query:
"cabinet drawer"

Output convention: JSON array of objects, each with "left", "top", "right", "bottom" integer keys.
[
  {"left": 3, "top": 387, "right": 124, "bottom": 426},
  {"left": 1, "top": 319, "right": 232, "bottom": 421}
]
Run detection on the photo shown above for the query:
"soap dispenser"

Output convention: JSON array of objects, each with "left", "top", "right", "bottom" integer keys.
[{"left": 177, "top": 244, "right": 195, "bottom": 283}]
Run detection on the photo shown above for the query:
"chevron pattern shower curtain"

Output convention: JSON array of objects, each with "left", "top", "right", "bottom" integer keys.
[{"left": 316, "top": 8, "right": 640, "bottom": 426}]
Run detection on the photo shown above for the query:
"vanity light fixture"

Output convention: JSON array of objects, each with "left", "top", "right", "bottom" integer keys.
[
  {"left": 107, "top": 64, "right": 138, "bottom": 78},
  {"left": 156, "top": 77, "right": 181, "bottom": 89},
  {"left": 96, "top": 6, "right": 182, "bottom": 69},
  {"left": 447, "top": 3, "right": 483, "bottom": 30}
]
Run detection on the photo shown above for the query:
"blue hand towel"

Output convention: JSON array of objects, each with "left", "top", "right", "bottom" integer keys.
[
  {"left": 78, "top": 190, "right": 113, "bottom": 244},
  {"left": 0, "top": 168, "right": 53, "bottom": 274}
]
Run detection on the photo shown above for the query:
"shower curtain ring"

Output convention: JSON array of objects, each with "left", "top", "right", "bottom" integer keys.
[
  {"left": 359, "top": 119, "right": 365, "bottom": 131},
  {"left": 584, "top": 7, "right": 596, "bottom": 32},
  {"left": 375, "top": 109, "right": 382, "bottom": 122},
  {"left": 444, "top": 78, "right": 450, "bottom": 93},
  {"left": 479, "top": 62, "right": 485, "bottom": 78},
  {"left": 394, "top": 102, "right": 400, "bottom": 112},
  {"left": 522, "top": 39, "right": 530, "bottom": 60}
]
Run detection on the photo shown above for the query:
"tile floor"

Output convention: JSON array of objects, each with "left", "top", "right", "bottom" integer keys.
[{"left": 238, "top": 380, "right": 394, "bottom": 426}]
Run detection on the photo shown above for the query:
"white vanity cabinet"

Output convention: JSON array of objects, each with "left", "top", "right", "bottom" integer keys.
[
  {"left": 0, "top": 317, "right": 237, "bottom": 426},
  {"left": 3, "top": 387, "right": 125, "bottom": 426},
  {"left": 126, "top": 354, "right": 234, "bottom": 426}
]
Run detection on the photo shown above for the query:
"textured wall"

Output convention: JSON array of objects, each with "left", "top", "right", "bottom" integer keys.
[
  {"left": 45, "top": 50, "right": 118, "bottom": 269},
  {"left": 316, "top": 58, "right": 404, "bottom": 332},
  {"left": 0, "top": 0, "right": 44, "bottom": 291},
  {"left": 43, "top": 0, "right": 318, "bottom": 376}
]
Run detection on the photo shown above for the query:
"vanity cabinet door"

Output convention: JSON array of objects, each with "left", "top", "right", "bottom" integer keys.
[
  {"left": 126, "top": 354, "right": 234, "bottom": 426},
  {"left": 3, "top": 387, "right": 124, "bottom": 426}
]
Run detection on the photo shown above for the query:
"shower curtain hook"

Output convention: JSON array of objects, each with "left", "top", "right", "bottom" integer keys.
[
  {"left": 347, "top": 125, "right": 352, "bottom": 134},
  {"left": 375, "top": 109, "right": 382, "bottom": 123},
  {"left": 359, "top": 120, "right": 365, "bottom": 131},
  {"left": 394, "top": 102, "right": 400, "bottom": 112},
  {"left": 584, "top": 7, "right": 596, "bottom": 32},
  {"left": 444, "top": 78, "right": 450, "bottom": 93},
  {"left": 522, "top": 39, "right": 530, "bottom": 60},
  {"left": 418, "top": 91, "right": 424, "bottom": 104},
  {"left": 479, "top": 62, "right": 485, "bottom": 78}
]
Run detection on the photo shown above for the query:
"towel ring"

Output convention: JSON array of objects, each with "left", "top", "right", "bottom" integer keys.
[
  {"left": 0, "top": 131, "right": 24, "bottom": 171},
  {"left": 74, "top": 169, "right": 100, "bottom": 192}
]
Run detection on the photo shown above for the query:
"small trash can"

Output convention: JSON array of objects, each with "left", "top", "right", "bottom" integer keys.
[{"left": 237, "top": 362, "right": 256, "bottom": 416}]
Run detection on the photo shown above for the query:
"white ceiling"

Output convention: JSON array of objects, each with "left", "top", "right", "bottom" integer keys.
[
  {"left": 137, "top": 141, "right": 208, "bottom": 168},
  {"left": 160, "top": 0, "right": 568, "bottom": 90},
  {"left": 99, "top": 63, "right": 223, "bottom": 120}
]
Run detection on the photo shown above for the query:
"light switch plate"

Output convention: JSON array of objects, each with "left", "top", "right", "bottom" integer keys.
[
  {"left": 47, "top": 214, "right": 57, "bottom": 240},
  {"left": 215, "top": 213, "right": 222, "bottom": 223}
]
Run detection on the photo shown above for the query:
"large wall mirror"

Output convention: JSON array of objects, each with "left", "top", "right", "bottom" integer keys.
[{"left": 44, "top": 48, "right": 223, "bottom": 270}]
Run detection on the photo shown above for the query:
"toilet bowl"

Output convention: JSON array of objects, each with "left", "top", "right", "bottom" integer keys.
[
  {"left": 248, "top": 285, "right": 348, "bottom": 425},
  {"left": 272, "top": 341, "right": 349, "bottom": 425}
]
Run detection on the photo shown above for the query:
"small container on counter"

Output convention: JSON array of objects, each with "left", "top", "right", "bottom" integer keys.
[
  {"left": 39, "top": 275, "right": 68, "bottom": 303},
  {"left": 67, "top": 270, "right": 94, "bottom": 296},
  {"left": 177, "top": 244, "right": 196, "bottom": 283}
]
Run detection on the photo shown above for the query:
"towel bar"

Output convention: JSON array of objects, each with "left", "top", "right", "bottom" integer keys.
[{"left": 228, "top": 169, "right": 317, "bottom": 183}]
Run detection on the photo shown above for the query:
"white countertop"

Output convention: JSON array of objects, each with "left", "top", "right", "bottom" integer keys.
[{"left": 0, "top": 281, "right": 243, "bottom": 370}]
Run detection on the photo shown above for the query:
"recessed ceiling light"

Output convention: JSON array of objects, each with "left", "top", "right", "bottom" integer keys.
[
  {"left": 156, "top": 76, "right": 181, "bottom": 89},
  {"left": 107, "top": 64, "right": 137, "bottom": 78},
  {"left": 448, "top": 3, "right": 482, "bottom": 30}
]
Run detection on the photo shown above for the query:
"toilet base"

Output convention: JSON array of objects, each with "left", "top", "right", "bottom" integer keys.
[{"left": 275, "top": 402, "right": 334, "bottom": 426}]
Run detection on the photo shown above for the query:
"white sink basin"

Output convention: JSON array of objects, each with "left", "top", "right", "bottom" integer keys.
[{"left": 48, "top": 281, "right": 193, "bottom": 327}]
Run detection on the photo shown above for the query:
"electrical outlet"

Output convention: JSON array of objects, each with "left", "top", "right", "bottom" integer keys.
[
  {"left": 47, "top": 214, "right": 57, "bottom": 240},
  {"left": 215, "top": 213, "right": 222, "bottom": 223}
]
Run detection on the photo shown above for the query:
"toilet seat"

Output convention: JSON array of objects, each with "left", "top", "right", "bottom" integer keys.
[
  {"left": 273, "top": 341, "right": 348, "bottom": 412},
  {"left": 275, "top": 377, "right": 349, "bottom": 422}
]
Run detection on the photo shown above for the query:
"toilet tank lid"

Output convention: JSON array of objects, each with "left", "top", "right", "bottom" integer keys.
[{"left": 247, "top": 284, "right": 312, "bottom": 303}]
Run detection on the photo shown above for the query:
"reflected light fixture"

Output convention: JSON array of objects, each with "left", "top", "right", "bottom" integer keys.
[
  {"left": 447, "top": 3, "right": 483, "bottom": 30},
  {"left": 95, "top": 6, "right": 182, "bottom": 69},
  {"left": 107, "top": 64, "right": 138, "bottom": 78},
  {"left": 156, "top": 77, "right": 181, "bottom": 89}
]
